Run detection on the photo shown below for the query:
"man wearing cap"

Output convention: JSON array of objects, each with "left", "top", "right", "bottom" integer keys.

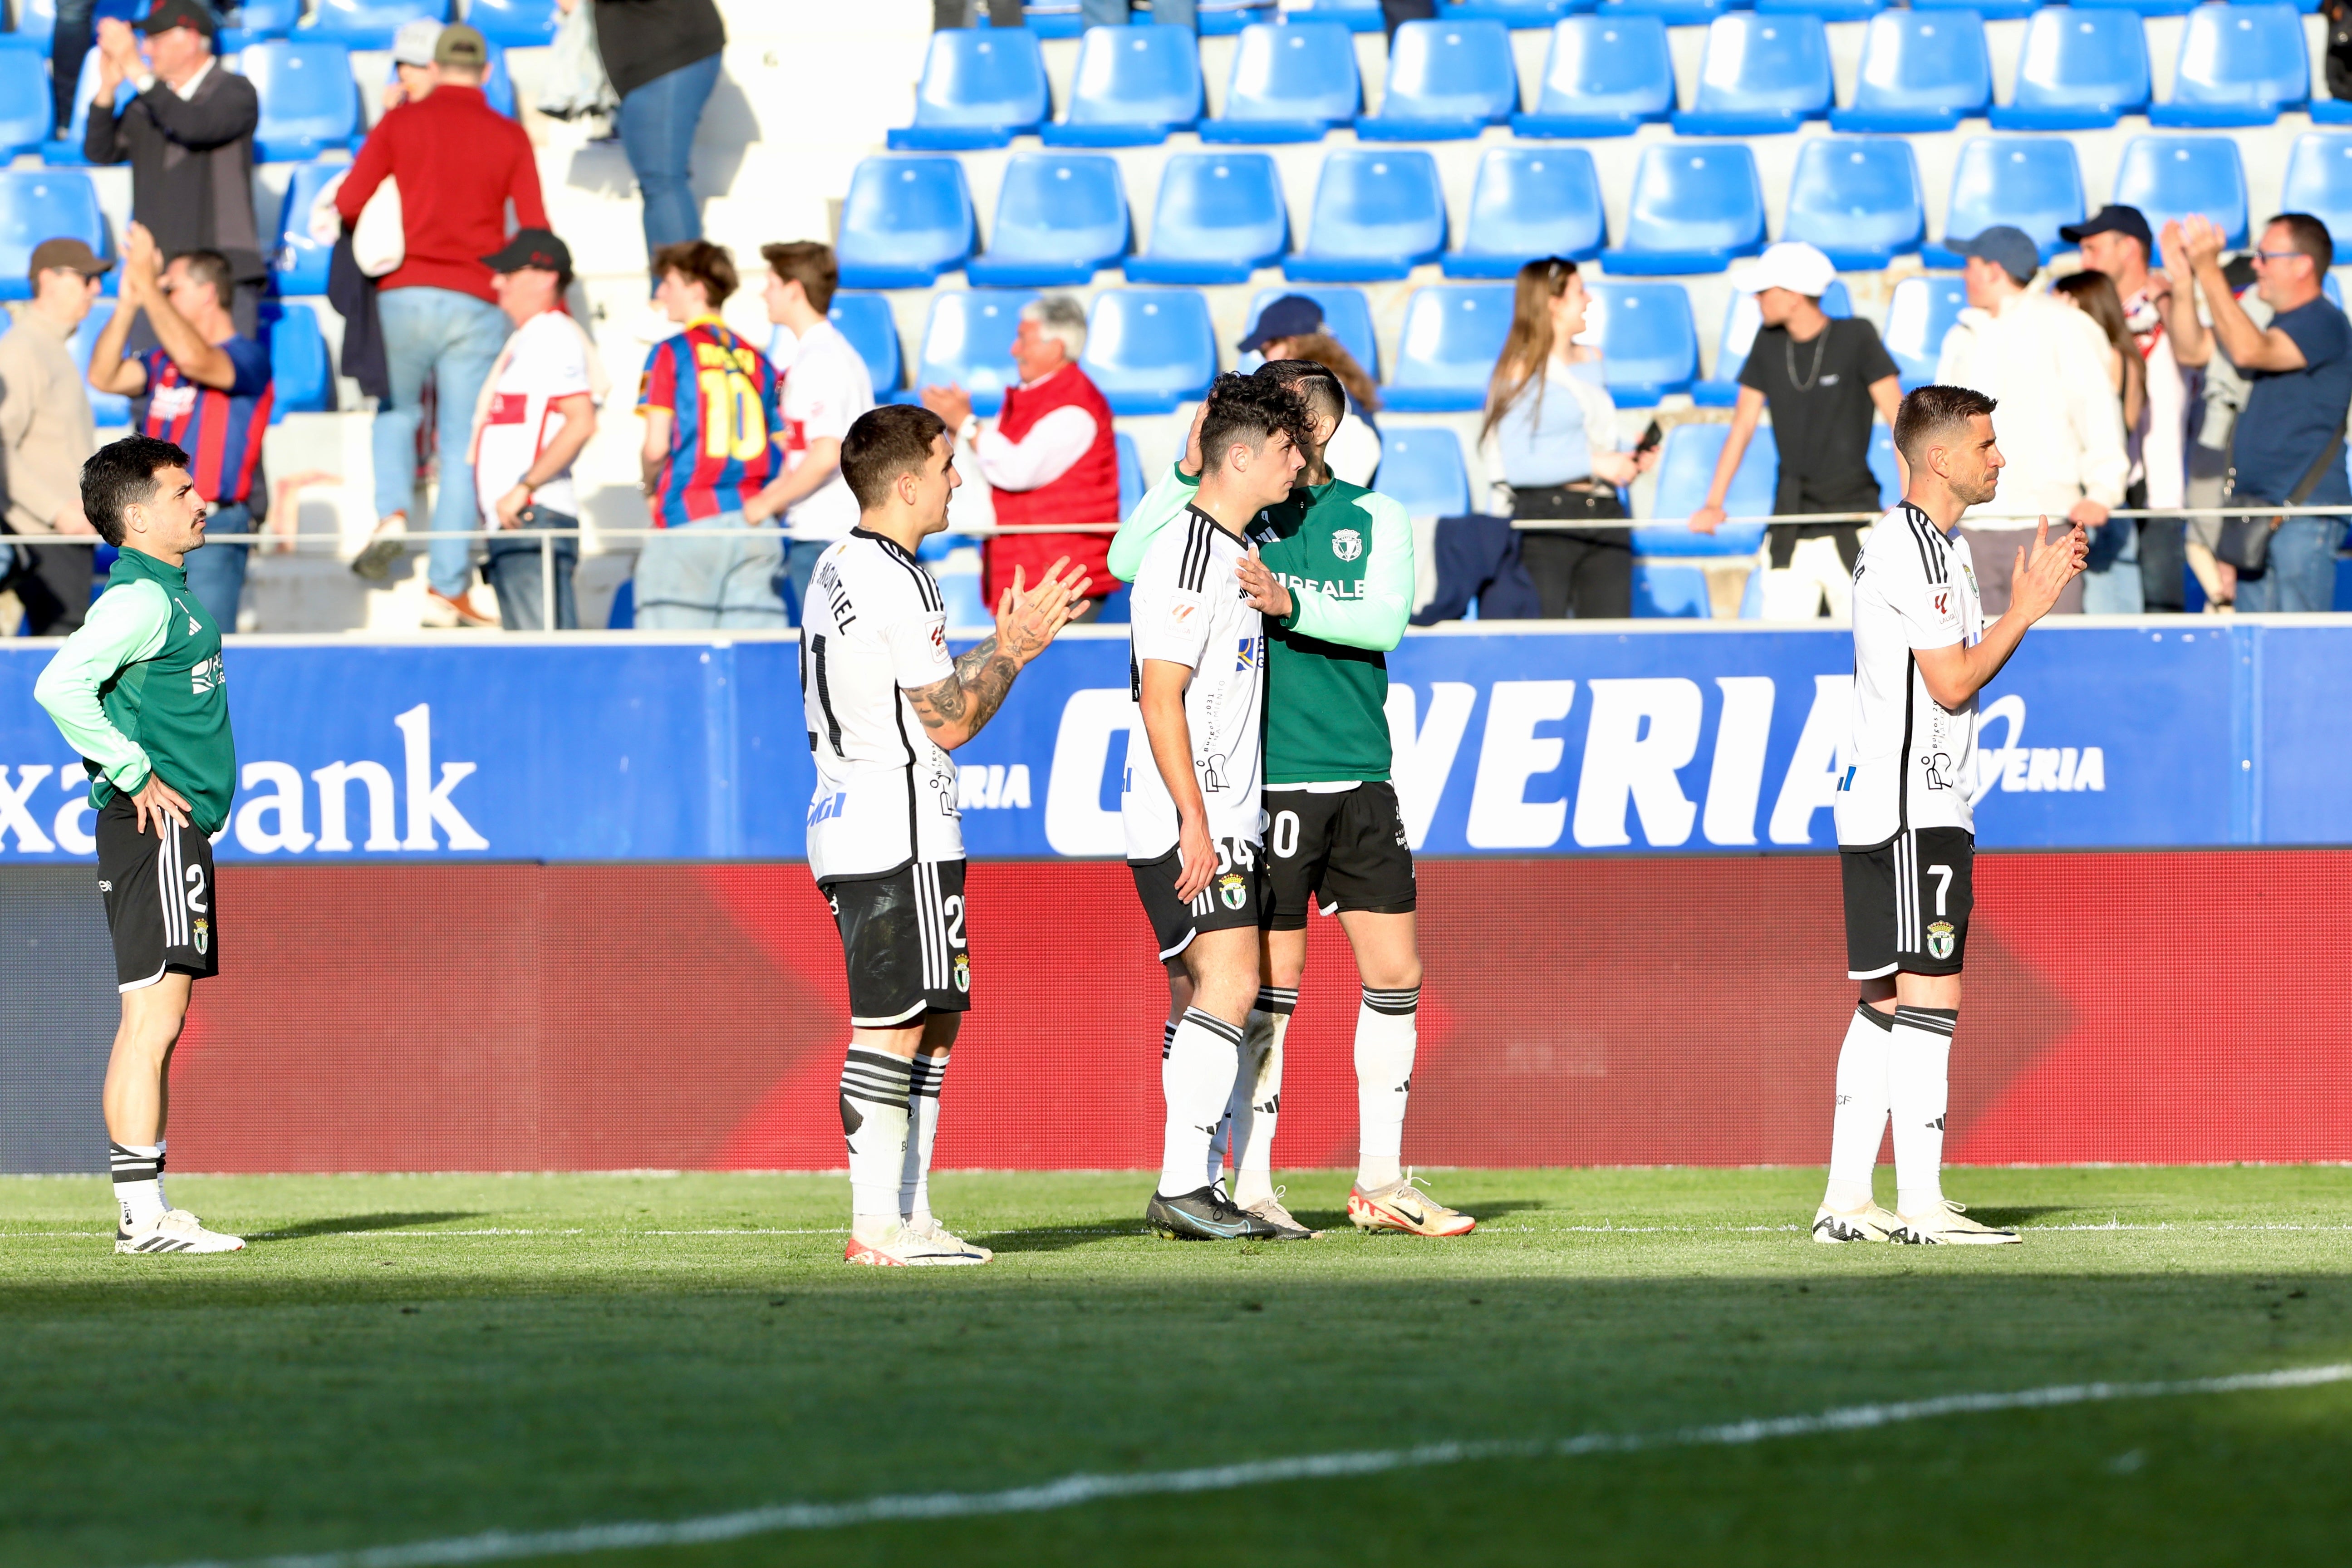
[
  {"left": 338, "top": 23, "right": 549, "bottom": 629},
  {"left": 385, "top": 16, "right": 445, "bottom": 111},
  {"left": 1690, "top": 241, "right": 1902, "bottom": 620},
  {"left": 88, "top": 1, "right": 264, "bottom": 335},
  {"left": 1241, "top": 295, "right": 1382, "bottom": 487},
  {"left": 0, "top": 240, "right": 107, "bottom": 634},
  {"left": 1934, "top": 225, "right": 2127, "bottom": 615}
]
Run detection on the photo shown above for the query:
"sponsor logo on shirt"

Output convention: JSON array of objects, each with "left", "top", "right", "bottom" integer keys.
[
  {"left": 151, "top": 383, "right": 199, "bottom": 423},
  {"left": 190, "top": 653, "right": 224, "bottom": 695}
]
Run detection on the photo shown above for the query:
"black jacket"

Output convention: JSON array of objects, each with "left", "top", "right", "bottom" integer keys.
[
  {"left": 83, "top": 61, "right": 264, "bottom": 284},
  {"left": 594, "top": 0, "right": 727, "bottom": 100}
]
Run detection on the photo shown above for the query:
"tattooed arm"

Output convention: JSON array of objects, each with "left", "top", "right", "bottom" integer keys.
[{"left": 902, "top": 557, "right": 1093, "bottom": 749}]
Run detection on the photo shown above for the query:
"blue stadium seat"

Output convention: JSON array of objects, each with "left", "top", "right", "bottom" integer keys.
[
  {"left": 1988, "top": 8, "right": 2150, "bottom": 130},
  {"left": 1867, "top": 423, "right": 1900, "bottom": 507},
  {"left": 1116, "top": 432, "right": 1146, "bottom": 518},
  {"left": 0, "top": 47, "right": 51, "bottom": 159},
  {"left": 307, "top": 0, "right": 447, "bottom": 49},
  {"left": 1376, "top": 426, "right": 1470, "bottom": 516},
  {"left": 2280, "top": 133, "right": 2352, "bottom": 250},
  {"left": 1636, "top": 424, "right": 1771, "bottom": 556},
  {"left": 1443, "top": 145, "right": 1606, "bottom": 277},
  {"left": 270, "top": 152, "right": 351, "bottom": 298},
  {"left": 12, "top": 0, "right": 56, "bottom": 51},
  {"left": 837, "top": 157, "right": 977, "bottom": 290},
  {"left": 1127, "top": 152, "right": 1287, "bottom": 285},
  {"left": 1241, "top": 286, "right": 1380, "bottom": 376},
  {"left": 914, "top": 290, "right": 1036, "bottom": 417},
  {"left": 41, "top": 50, "right": 98, "bottom": 166},
  {"left": 1585, "top": 281, "right": 1699, "bottom": 405},
  {"left": 1443, "top": 0, "right": 1583, "bottom": 23},
  {"left": 1631, "top": 564, "right": 1711, "bottom": 617},
  {"left": 266, "top": 303, "right": 331, "bottom": 419},
  {"left": 966, "top": 153, "right": 1130, "bottom": 287},
  {"left": 1923, "top": 138, "right": 2084, "bottom": 265},
  {"left": 1512, "top": 15, "right": 1674, "bottom": 138},
  {"left": 2067, "top": 0, "right": 2200, "bottom": 16},
  {"left": 2113, "top": 136, "right": 2250, "bottom": 249},
  {"left": 1284, "top": 149, "right": 1447, "bottom": 281},
  {"left": 1044, "top": 25, "right": 1202, "bottom": 147},
  {"left": 1014, "top": 0, "right": 1086, "bottom": 37},
  {"left": 0, "top": 170, "right": 106, "bottom": 301},
  {"left": 1358, "top": 19, "right": 1518, "bottom": 140},
  {"left": 1755, "top": 0, "right": 1883, "bottom": 20},
  {"left": 889, "top": 27, "right": 1047, "bottom": 150},
  {"left": 1202, "top": 20, "right": 1360, "bottom": 143},
  {"left": 1673, "top": 13, "right": 1833, "bottom": 136},
  {"left": 1830, "top": 9, "right": 1992, "bottom": 133},
  {"left": 1199, "top": 0, "right": 1280, "bottom": 36},
  {"left": 69, "top": 303, "right": 131, "bottom": 425},
  {"left": 220, "top": 0, "right": 304, "bottom": 52},
  {"left": 826, "top": 292, "right": 904, "bottom": 395},
  {"left": 244, "top": 41, "right": 362, "bottom": 162},
  {"left": 1911, "top": 0, "right": 2034, "bottom": 19},
  {"left": 379, "top": 41, "right": 516, "bottom": 118},
  {"left": 1291, "top": 0, "right": 1388, "bottom": 30},
  {"left": 1080, "top": 288, "right": 1218, "bottom": 414},
  {"left": 1691, "top": 279, "right": 1852, "bottom": 407},
  {"left": 1385, "top": 283, "right": 1514, "bottom": 412},
  {"left": 1780, "top": 136, "right": 1924, "bottom": 269},
  {"left": 2150, "top": 3, "right": 2309, "bottom": 127},
  {"left": 1604, "top": 143, "right": 1765, "bottom": 275},
  {"left": 1884, "top": 273, "right": 1968, "bottom": 388},
  {"left": 1597, "top": 0, "right": 1734, "bottom": 23},
  {"left": 464, "top": 0, "right": 562, "bottom": 46}
]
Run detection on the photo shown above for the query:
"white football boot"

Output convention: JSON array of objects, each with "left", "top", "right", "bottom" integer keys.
[
  {"left": 1240, "top": 1187, "right": 1319, "bottom": 1240},
  {"left": 1888, "top": 1199, "right": 2021, "bottom": 1246},
  {"left": 903, "top": 1215, "right": 994, "bottom": 1263},
  {"left": 1348, "top": 1170, "right": 1476, "bottom": 1237},
  {"left": 115, "top": 1209, "right": 246, "bottom": 1255},
  {"left": 844, "top": 1220, "right": 991, "bottom": 1267},
  {"left": 1811, "top": 1203, "right": 1900, "bottom": 1244}
]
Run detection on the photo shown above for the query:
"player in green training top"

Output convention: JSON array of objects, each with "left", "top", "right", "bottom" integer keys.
[
  {"left": 34, "top": 436, "right": 243, "bottom": 1256},
  {"left": 1109, "top": 363, "right": 1474, "bottom": 1239}
]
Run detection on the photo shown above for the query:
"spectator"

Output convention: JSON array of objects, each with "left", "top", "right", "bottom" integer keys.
[
  {"left": 580, "top": 0, "right": 727, "bottom": 257},
  {"left": 758, "top": 242, "right": 874, "bottom": 623},
  {"left": 921, "top": 296, "right": 1116, "bottom": 617},
  {"left": 2062, "top": 205, "right": 2191, "bottom": 613},
  {"left": 338, "top": 23, "right": 548, "bottom": 629},
  {"left": 1238, "top": 295, "right": 1381, "bottom": 487},
  {"left": 49, "top": 0, "right": 99, "bottom": 136},
  {"left": 2182, "top": 255, "right": 2265, "bottom": 610},
  {"left": 2161, "top": 212, "right": 2352, "bottom": 614},
  {"left": 471, "top": 230, "right": 603, "bottom": 633},
  {"left": 1934, "top": 225, "right": 2127, "bottom": 616},
  {"left": 934, "top": 0, "right": 1028, "bottom": 23},
  {"left": 86, "top": 0, "right": 264, "bottom": 334},
  {"left": 384, "top": 17, "right": 444, "bottom": 113},
  {"left": 2052, "top": 269, "right": 2149, "bottom": 614},
  {"left": 1080, "top": 0, "right": 1198, "bottom": 29},
  {"left": 633, "top": 240, "right": 790, "bottom": 629},
  {"left": 1689, "top": 242, "right": 1902, "bottom": 621},
  {"left": 1478, "top": 257, "right": 1655, "bottom": 620},
  {"left": 87, "top": 225, "right": 274, "bottom": 631},
  {"left": 0, "top": 241, "right": 107, "bottom": 635}
]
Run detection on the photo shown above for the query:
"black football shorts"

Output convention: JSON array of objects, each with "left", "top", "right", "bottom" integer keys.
[
  {"left": 95, "top": 793, "right": 219, "bottom": 991},
  {"left": 1843, "top": 826, "right": 1974, "bottom": 981},
  {"left": 823, "top": 859, "right": 972, "bottom": 1027},
  {"left": 1130, "top": 837, "right": 1265, "bottom": 961},
  {"left": 1262, "top": 782, "right": 1417, "bottom": 931}
]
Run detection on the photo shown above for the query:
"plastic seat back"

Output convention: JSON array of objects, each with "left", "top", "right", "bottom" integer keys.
[
  {"left": 1688, "top": 12, "right": 1833, "bottom": 118},
  {"left": 1449, "top": 146, "right": 1606, "bottom": 273},
  {"left": 1241, "top": 286, "right": 1381, "bottom": 377},
  {"left": 270, "top": 152, "right": 353, "bottom": 298},
  {"left": 1080, "top": 288, "right": 1219, "bottom": 414},
  {"left": 969, "top": 153, "right": 1129, "bottom": 283},
  {"left": 1940, "top": 137, "right": 2084, "bottom": 256},
  {"left": 1376, "top": 426, "right": 1471, "bottom": 516},
  {"left": 1387, "top": 283, "right": 1516, "bottom": 410},
  {"left": 915, "top": 291, "right": 1039, "bottom": 417},
  {"left": 0, "top": 47, "right": 51, "bottom": 158},
  {"left": 1524, "top": 15, "right": 1675, "bottom": 122},
  {"left": 2006, "top": 8, "right": 2151, "bottom": 118},
  {"left": 1884, "top": 273, "right": 1969, "bottom": 386},
  {"left": 905, "top": 28, "right": 1048, "bottom": 138},
  {"left": 1218, "top": 20, "right": 1360, "bottom": 128},
  {"left": 308, "top": 0, "right": 447, "bottom": 48},
  {"left": 1116, "top": 432, "right": 1146, "bottom": 518},
  {"left": 1631, "top": 563, "right": 1712, "bottom": 617},
  {"left": 1135, "top": 152, "right": 1288, "bottom": 279},
  {"left": 1781, "top": 136, "right": 1924, "bottom": 265},
  {"left": 1618, "top": 143, "right": 1766, "bottom": 261},
  {"left": 826, "top": 293, "right": 904, "bottom": 395},
  {"left": 0, "top": 170, "right": 105, "bottom": 301},
  {"left": 245, "top": 41, "right": 362, "bottom": 162},
  {"left": 1065, "top": 25, "right": 1203, "bottom": 130},
  {"left": 836, "top": 157, "right": 977, "bottom": 289},
  {"left": 466, "top": 0, "right": 562, "bottom": 46},
  {"left": 1298, "top": 149, "right": 1448, "bottom": 268},
  {"left": 267, "top": 302, "right": 331, "bottom": 418},
  {"left": 1843, "top": 10, "right": 1992, "bottom": 120},
  {"left": 1584, "top": 281, "right": 1699, "bottom": 403},
  {"left": 2168, "top": 2, "right": 2308, "bottom": 113},
  {"left": 2280, "top": 133, "right": 2352, "bottom": 252},
  {"left": 1371, "top": 18, "right": 1519, "bottom": 127},
  {"left": 1639, "top": 423, "right": 1772, "bottom": 555},
  {"left": 2113, "top": 136, "right": 2249, "bottom": 248}
]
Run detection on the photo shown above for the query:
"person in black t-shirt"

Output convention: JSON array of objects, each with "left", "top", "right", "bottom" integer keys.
[{"left": 1691, "top": 243, "right": 1903, "bottom": 619}]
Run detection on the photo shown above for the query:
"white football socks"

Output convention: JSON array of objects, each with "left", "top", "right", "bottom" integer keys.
[
  {"left": 1824, "top": 1003, "right": 1894, "bottom": 1212},
  {"left": 1160, "top": 1007, "right": 1242, "bottom": 1197},
  {"left": 900, "top": 1052, "right": 948, "bottom": 1229},
  {"left": 1228, "top": 988, "right": 1296, "bottom": 1207},
  {"left": 1354, "top": 986, "right": 1419, "bottom": 1190},
  {"left": 840, "top": 1048, "right": 913, "bottom": 1241},
  {"left": 1889, "top": 1006, "right": 1957, "bottom": 1218},
  {"left": 109, "top": 1140, "right": 165, "bottom": 1230}
]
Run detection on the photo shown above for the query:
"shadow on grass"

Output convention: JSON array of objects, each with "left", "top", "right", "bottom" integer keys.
[
  {"left": 248, "top": 1212, "right": 484, "bottom": 1243},
  {"left": 977, "top": 1222, "right": 1150, "bottom": 1254}
]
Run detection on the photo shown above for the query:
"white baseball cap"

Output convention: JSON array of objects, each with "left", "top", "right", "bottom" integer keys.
[
  {"left": 392, "top": 17, "right": 443, "bottom": 67},
  {"left": 1731, "top": 241, "right": 1838, "bottom": 299}
]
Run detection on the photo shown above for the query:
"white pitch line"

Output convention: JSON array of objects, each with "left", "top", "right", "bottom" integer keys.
[{"left": 124, "top": 1362, "right": 2352, "bottom": 1568}]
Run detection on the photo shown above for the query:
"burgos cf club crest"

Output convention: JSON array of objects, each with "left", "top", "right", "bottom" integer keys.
[
  {"left": 953, "top": 953, "right": 970, "bottom": 993},
  {"left": 1926, "top": 921, "right": 1956, "bottom": 960},
  {"left": 1331, "top": 528, "right": 1364, "bottom": 562},
  {"left": 1218, "top": 872, "right": 1247, "bottom": 910}
]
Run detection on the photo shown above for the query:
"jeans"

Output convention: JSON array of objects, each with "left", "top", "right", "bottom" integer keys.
[
  {"left": 2236, "top": 518, "right": 2345, "bottom": 613},
  {"left": 2079, "top": 514, "right": 2144, "bottom": 615},
  {"left": 618, "top": 53, "right": 722, "bottom": 258},
  {"left": 778, "top": 538, "right": 825, "bottom": 626},
  {"left": 632, "top": 515, "right": 789, "bottom": 629},
  {"left": 373, "top": 287, "right": 509, "bottom": 598},
  {"left": 52, "top": 0, "right": 93, "bottom": 135},
  {"left": 2139, "top": 517, "right": 2188, "bottom": 613},
  {"left": 184, "top": 504, "right": 251, "bottom": 629},
  {"left": 485, "top": 506, "right": 579, "bottom": 631},
  {"left": 1081, "top": 0, "right": 1198, "bottom": 27}
]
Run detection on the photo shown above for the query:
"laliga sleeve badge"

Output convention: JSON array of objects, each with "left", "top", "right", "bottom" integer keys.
[
  {"left": 1218, "top": 871, "right": 1247, "bottom": 910},
  {"left": 1926, "top": 921, "right": 1956, "bottom": 960},
  {"left": 953, "top": 953, "right": 971, "bottom": 993}
]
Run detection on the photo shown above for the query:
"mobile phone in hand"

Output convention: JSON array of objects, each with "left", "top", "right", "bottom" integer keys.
[{"left": 1633, "top": 420, "right": 1664, "bottom": 456}]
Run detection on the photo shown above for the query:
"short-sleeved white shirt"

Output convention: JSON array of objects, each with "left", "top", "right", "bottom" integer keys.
[
  {"left": 1121, "top": 507, "right": 1268, "bottom": 861},
  {"left": 1837, "top": 502, "right": 1985, "bottom": 847},
  {"left": 780, "top": 320, "right": 875, "bottom": 542},
  {"left": 800, "top": 529, "right": 963, "bottom": 882},
  {"left": 474, "top": 310, "right": 593, "bottom": 518}
]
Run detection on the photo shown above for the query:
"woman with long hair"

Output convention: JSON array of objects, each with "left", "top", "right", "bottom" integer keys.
[
  {"left": 1479, "top": 257, "right": 1656, "bottom": 618},
  {"left": 2055, "top": 268, "right": 2149, "bottom": 612}
]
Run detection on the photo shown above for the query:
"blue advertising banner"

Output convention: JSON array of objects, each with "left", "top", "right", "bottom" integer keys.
[{"left": 1, "top": 620, "right": 2346, "bottom": 863}]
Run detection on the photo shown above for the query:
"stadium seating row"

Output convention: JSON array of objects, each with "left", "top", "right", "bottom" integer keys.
[
  {"left": 894, "top": 11, "right": 2339, "bottom": 150},
  {"left": 9, "top": 0, "right": 560, "bottom": 54}
]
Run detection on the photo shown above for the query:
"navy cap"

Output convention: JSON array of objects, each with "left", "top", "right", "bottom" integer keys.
[
  {"left": 1239, "top": 295, "right": 1324, "bottom": 354},
  {"left": 1962, "top": 226, "right": 2042, "bottom": 285},
  {"left": 2059, "top": 205, "right": 2154, "bottom": 251}
]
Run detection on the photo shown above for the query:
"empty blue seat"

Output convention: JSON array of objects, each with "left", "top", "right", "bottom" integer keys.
[
  {"left": 1512, "top": 15, "right": 1674, "bottom": 138},
  {"left": 0, "top": 170, "right": 105, "bottom": 301},
  {"left": 826, "top": 292, "right": 904, "bottom": 395},
  {"left": 219, "top": 0, "right": 303, "bottom": 51},
  {"left": 266, "top": 303, "right": 331, "bottom": 420},
  {"left": 1128, "top": 152, "right": 1287, "bottom": 285},
  {"left": 1912, "top": 0, "right": 2034, "bottom": 18},
  {"left": 2150, "top": 3, "right": 2308, "bottom": 127},
  {"left": 837, "top": 157, "right": 977, "bottom": 290},
  {"left": 1080, "top": 288, "right": 1218, "bottom": 414},
  {"left": 966, "top": 153, "right": 1129, "bottom": 287},
  {"left": 1781, "top": 135, "right": 1924, "bottom": 269},
  {"left": 40, "top": 50, "right": 98, "bottom": 166},
  {"left": 1292, "top": 0, "right": 1388, "bottom": 30},
  {"left": 1443, "top": 145, "right": 1605, "bottom": 277},
  {"left": 1598, "top": 0, "right": 1734, "bottom": 23},
  {"left": 2280, "top": 133, "right": 2352, "bottom": 250},
  {"left": 1636, "top": 425, "right": 1771, "bottom": 555},
  {"left": 1632, "top": 564, "right": 1711, "bottom": 617},
  {"left": 1830, "top": 9, "right": 1991, "bottom": 133},
  {"left": 270, "top": 153, "right": 351, "bottom": 298},
  {"left": 1673, "top": 13, "right": 1832, "bottom": 136},
  {"left": 1924, "top": 138, "right": 2083, "bottom": 265},
  {"left": 465, "top": 0, "right": 562, "bottom": 46},
  {"left": 1199, "top": 0, "right": 1279, "bottom": 35},
  {"left": 1604, "top": 143, "right": 1765, "bottom": 275},
  {"left": 1585, "top": 281, "right": 1699, "bottom": 405},
  {"left": 0, "top": 47, "right": 49, "bottom": 159},
  {"left": 379, "top": 40, "right": 516, "bottom": 118},
  {"left": 70, "top": 303, "right": 131, "bottom": 425},
  {"left": 1203, "top": 20, "right": 1360, "bottom": 143},
  {"left": 914, "top": 290, "right": 1036, "bottom": 417},
  {"left": 308, "top": 0, "right": 446, "bottom": 48},
  {"left": 2113, "top": 136, "right": 2250, "bottom": 248},
  {"left": 1884, "top": 273, "right": 1969, "bottom": 388},
  {"left": 244, "top": 41, "right": 361, "bottom": 162},
  {"left": 1285, "top": 149, "right": 1446, "bottom": 281},
  {"left": 1443, "top": 0, "right": 1583, "bottom": 23},
  {"left": 1988, "top": 8, "right": 2150, "bottom": 130},
  {"left": 1358, "top": 18, "right": 1518, "bottom": 140},
  {"left": 1116, "top": 432, "right": 1146, "bottom": 518},
  {"left": 1385, "top": 284, "right": 1514, "bottom": 412},
  {"left": 1241, "top": 286, "right": 1380, "bottom": 377},
  {"left": 888, "top": 27, "right": 1047, "bottom": 150},
  {"left": 1755, "top": 0, "right": 1884, "bottom": 20},
  {"left": 1692, "top": 279, "right": 1852, "bottom": 407},
  {"left": 1045, "top": 25, "right": 1202, "bottom": 147},
  {"left": 1867, "top": 423, "right": 1900, "bottom": 507},
  {"left": 1376, "top": 427, "right": 1470, "bottom": 516}
]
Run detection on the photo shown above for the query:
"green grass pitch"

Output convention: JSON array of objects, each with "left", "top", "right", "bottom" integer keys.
[{"left": 3, "top": 1165, "right": 2349, "bottom": 1568}]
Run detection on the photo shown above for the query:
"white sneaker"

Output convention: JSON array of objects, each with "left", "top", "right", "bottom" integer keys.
[
  {"left": 115, "top": 1209, "right": 246, "bottom": 1255},
  {"left": 904, "top": 1215, "right": 994, "bottom": 1263},
  {"left": 1811, "top": 1203, "right": 1900, "bottom": 1244},
  {"left": 844, "top": 1220, "right": 991, "bottom": 1267},
  {"left": 1889, "top": 1199, "right": 2021, "bottom": 1246}
]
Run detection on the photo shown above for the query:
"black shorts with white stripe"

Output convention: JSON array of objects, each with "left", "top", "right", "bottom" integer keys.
[
  {"left": 1841, "top": 826, "right": 1973, "bottom": 981},
  {"left": 1129, "top": 843, "right": 1265, "bottom": 961},
  {"left": 823, "top": 859, "right": 972, "bottom": 1027},
  {"left": 95, "top": 793, "right": 219, "bottom": 992}
]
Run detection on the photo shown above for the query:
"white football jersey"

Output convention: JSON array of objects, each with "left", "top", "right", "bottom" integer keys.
[
  {"left": 800, "top": 529, "right": 964, "bottom": 882},
  {"left": 1836, "top": 502, "right": 1986, "bottom": 848},
  {"left": 1122, "top": 506, "right": 1268, "bottom": 861}
]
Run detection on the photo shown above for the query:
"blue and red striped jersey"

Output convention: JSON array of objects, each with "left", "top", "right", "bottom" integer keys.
[
  {"left": 139, "top": 337, "right": 274, "bottom": 506},
  {"left": 637, "top": 319, "right": 785, "bottom": 528}
]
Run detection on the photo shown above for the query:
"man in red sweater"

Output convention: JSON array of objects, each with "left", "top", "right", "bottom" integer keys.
[{"left": 337, "top": 24, "right": 548, "bottom": 627}]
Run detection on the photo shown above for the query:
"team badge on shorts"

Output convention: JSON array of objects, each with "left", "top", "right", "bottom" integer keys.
[
  {"left": 1218, "top": 871, "right": 1247, "bottom": 909},
  {"left": 1926, "top": 921, "right": 1956, "bottom": 960},
  {"left": 953, "top": 953, "right": 971, "bottom": 993}
]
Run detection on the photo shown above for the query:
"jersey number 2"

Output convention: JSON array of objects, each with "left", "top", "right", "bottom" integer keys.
[{"left": 697, "top": 369, "right": 768, "bottom": 462}]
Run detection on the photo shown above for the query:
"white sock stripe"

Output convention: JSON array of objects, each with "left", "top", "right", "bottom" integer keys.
[
  {"left": 906, "top": 1057, "right": 948, "bottom": 1096},
  {"left": 915, "top": 865, "right": 943, "bottom": 992},
  {"left": 1893, "top": 1009, "right": 1958, "bottom": 1037}
]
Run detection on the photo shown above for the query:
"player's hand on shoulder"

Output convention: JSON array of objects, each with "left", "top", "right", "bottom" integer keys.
[{"left": 1238, "top": 546, "right": 1292, "bottom": 618}]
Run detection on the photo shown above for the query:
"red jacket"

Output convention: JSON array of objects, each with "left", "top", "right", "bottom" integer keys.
[
  {"left": 337, "top": 85, "right": 547, "bottom": 303},
  {"left": 984, "top": 367, "right": 1120, "bottom": 606}
]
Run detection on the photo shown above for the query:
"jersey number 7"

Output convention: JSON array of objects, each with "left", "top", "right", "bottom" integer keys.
[{"left": 697, "top": 367, "right": 768, "bottom": 462}]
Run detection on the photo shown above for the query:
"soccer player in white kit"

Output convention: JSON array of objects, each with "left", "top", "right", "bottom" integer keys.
[
  {"left": 803, "top": 404, "right": 1089, "bottom": 1266},
  {"left": 1817, "top": 385, "right": 2087, "bottom": 1246}
]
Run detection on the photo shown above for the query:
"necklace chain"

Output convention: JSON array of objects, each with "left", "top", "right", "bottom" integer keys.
[{"left": 1785, "top": 327, "right": 1829, "bottom": 393}]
